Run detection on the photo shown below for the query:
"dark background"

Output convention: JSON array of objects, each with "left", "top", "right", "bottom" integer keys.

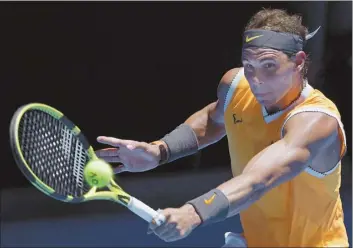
[
  {"left": 1, "top": 2, "right": 351, "bottom": 188},
  {"left": 0, "top": 2, "right": 351, "bottom": 247}
]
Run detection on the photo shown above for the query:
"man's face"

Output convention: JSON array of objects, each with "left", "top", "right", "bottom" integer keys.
[{"left": 242, "top": 47, "right": 299, "bottom": 106}]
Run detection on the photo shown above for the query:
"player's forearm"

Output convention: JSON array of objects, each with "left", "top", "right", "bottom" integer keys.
[
  {"left": 184, "top": 102, "right": 226, "bottom": 149},
  {"left": 213, "top": 151, "right": 310, "bottom": 218},
  {"left": 153, "top": 102, "right": 225, "bottom": 164},
  {"left": 216, "top": 173, "right": 264, "bottom": 217},
  {"left": 185, "top": 173, "right": 262, "bottom": 227},
  {"left": 187, "top": 142, "right": 311, "bottom": 227}
]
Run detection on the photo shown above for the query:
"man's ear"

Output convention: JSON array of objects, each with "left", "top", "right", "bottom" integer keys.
[{"left": 295, "top": 51, "right": 306, "bottom": 72}]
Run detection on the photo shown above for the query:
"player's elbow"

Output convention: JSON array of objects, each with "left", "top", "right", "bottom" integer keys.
[
  {"left": 250, "top": 181, "right": 267, "bottom": 202},
  {"left": 250, "top": 149, "right": 311, "bottom": 194}
]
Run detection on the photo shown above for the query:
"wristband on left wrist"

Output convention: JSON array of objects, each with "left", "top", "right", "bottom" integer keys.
[{"left": 186, "top": 188, "right": 230, "bottom": 227}]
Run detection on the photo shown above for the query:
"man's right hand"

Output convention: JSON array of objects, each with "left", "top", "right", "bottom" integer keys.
[{"left": 95, "top": 136, "right": 161, "bottom": 174}]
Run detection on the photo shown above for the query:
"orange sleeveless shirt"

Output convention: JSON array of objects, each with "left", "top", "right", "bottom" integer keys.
[{"left": 224, "top": 68, "right": 348, "bottom": 247}]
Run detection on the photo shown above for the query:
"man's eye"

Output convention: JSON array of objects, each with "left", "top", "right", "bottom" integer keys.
[
  {"left": 264, "top": 63, "right": 276, "bottom": 69},
  {"left": 245, "top": 64, "right": 254, "bottom": 71}
]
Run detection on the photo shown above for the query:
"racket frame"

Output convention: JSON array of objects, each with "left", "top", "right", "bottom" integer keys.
[{"left": 9, "top": 103, "right": 165, "bottom": 225}]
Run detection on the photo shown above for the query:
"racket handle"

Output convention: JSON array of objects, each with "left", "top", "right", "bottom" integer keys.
[{"left": 127, "top": 197, "right": 166, "bottom": 226}]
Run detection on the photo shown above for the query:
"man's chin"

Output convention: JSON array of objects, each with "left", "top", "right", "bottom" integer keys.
[{"left": 256, "top": 97, "right": 275, "bottom": 105}]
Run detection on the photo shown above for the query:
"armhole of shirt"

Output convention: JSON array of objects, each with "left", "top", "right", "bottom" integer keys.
[
  {"left": 280, "top": 107, "right": 347, "bottom": 178},
  {"left": 223, "top": 68, "right": 244, "bottom": 113}
]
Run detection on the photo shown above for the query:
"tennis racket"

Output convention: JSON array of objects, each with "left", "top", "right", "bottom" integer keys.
[{"left": 9, "top": 103, "right": 165, "bottom": 225}]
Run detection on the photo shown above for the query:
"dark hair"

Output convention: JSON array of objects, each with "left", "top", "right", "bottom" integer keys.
[{"left": 245, "top": 8, "right": 310, "bottom": 77}]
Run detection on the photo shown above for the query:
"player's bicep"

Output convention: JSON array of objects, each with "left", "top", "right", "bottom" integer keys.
[
  {"left": 242, "top": 139, "right": 310, "bottom": 188},
  {"left": 283, "top": 112, "right": 342, "bottom": 175},
  {"left": 210, "top": 68, "right": 242, "bottom": 124},
  {"left": 209, "top": 100, "right": 224, "bottom": 124},
  {"left": 242, "top": 113, "right": 341, "bottom": 192}
]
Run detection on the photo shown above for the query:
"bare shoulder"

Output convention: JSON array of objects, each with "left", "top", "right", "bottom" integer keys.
[
  {"left": 209, "top": 67, "right": 243, "bottom": 124},
  {"left": 283, "top": 111, "right": 339, "bottom": 147},
  {"left": 217, "top": 67, "right": 243, "bottom": 101},
  {"left": 283, "top": 109, "right": 345, "bottom": 174}
]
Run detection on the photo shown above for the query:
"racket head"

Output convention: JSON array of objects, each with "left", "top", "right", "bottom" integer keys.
[{"left": 9, "top": 103, "right": 130, "bottom": 204}]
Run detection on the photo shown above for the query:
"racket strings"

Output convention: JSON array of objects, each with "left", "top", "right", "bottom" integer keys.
[{"left": 19, "top": 110, "right": 90, "bottom": 197}]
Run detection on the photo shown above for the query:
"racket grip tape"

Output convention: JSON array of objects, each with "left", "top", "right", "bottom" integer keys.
[{"left": 127, "top": 197, "right": 166, "bottom": 226}]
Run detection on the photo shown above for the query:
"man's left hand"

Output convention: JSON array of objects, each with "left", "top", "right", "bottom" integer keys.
[{"left": 147, "top": 204, "right": 202, "bottom": 242}]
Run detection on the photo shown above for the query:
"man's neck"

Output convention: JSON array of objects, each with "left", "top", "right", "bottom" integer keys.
[{"left": 265, "top": 78, "right": 304, "bottom": 115}]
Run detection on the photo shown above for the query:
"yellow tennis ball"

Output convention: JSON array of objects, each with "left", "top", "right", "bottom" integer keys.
[{"left": 84, "top": 159, "right": 113, "bottom": 188}]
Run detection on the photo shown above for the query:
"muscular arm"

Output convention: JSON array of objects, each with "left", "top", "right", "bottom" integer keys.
[
  {"left": 184, "top": 101, "right": 225, "bottom": 149},
  {"left": 148, "top": 110, "right": 344, "bottom": 241},
  {"left": 160, "top": 68, "right": 241, "bottom": 151},
  {"left": 215, "top": 112, "right": 342, "bottom": 217}
]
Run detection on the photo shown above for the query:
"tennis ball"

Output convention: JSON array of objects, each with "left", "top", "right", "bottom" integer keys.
[{"left": 84, "top": 159, "right": 113, "bottom": 188}]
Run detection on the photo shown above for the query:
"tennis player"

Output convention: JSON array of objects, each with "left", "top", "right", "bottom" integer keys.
[{"left": 96, "top": 9, "right": 348, "bottom": 247}]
